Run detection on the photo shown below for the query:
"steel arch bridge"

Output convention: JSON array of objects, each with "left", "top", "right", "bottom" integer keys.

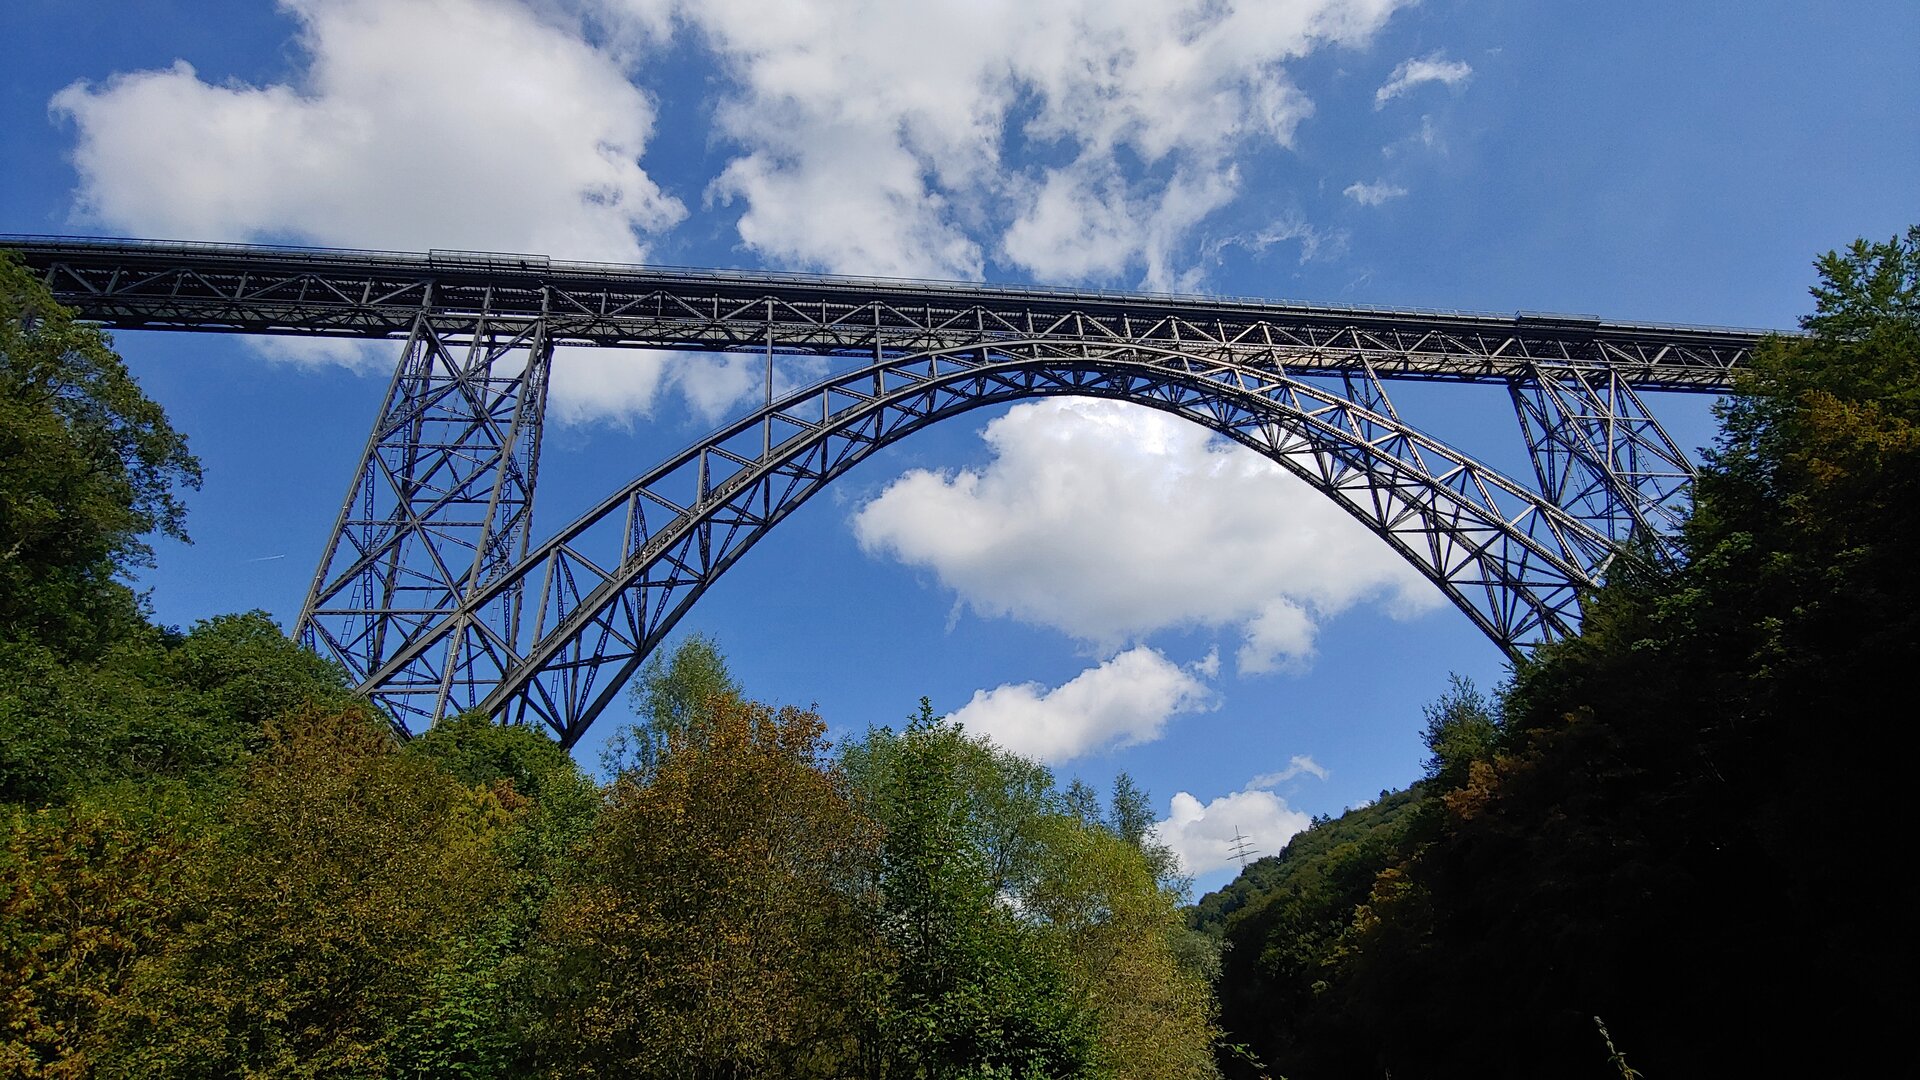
[{"left": 6, "top": 235, "right": 1766, "bottom": 748}]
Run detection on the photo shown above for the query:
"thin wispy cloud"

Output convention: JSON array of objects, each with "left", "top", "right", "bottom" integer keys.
[
  {"left": 1345, "top": 179, "right": 1410, "bottom": 206},
  {"left": 1207, "top": 215, "right": 1352, "bottom": 266},
  {"left": 1374, "top": 52, "right": 1473, "bottom": 107},
  {"left": 1251, "top": 754, "right": 1330, "bottom": 787}
]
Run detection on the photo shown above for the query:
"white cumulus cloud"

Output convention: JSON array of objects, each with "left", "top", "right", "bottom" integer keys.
[
  {"left": 1373, "top": 52, "right": 1472, "bottom": 107},
  {"left": 1155, "top": 783, "right": 1313, "bottom": 877},
  {"left": 851, "top": 398, "right": 1441, "bottom": 672},
  {"left": 949, "top": 646, "right": 1216, "bottom": 763},
  {"left": 50, "top": 0, "right": 1457, "bottom": 416},
  {"left": 609, "top": 0, "right": 1413, "bottom": 287},
  {"left": 54, "top": 0, "right": 684, "bottom": 259},
  {"left": 1344, "top": 179, "right": 1410, "bottom": 206}
]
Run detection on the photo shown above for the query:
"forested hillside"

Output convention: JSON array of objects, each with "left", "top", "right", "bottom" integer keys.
[
  {"left": 1195, "top": 228, "right": 1919, "bottom": 1078},
  {"left": 0, "top": 253, "right": 1219, "bottom": 1077}
]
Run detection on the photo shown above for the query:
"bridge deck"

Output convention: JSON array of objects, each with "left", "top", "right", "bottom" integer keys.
[{"left": 3, "top": 234, "right": 1768, "bottom": 390}]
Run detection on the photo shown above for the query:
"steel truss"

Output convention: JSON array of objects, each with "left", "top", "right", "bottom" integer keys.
[
  {"left": 4, "top": 236, "right": 1768, "bottom": 746},
  {"left": 1509, "top": 364, "right": 1697, "bottom": 556},
  {"left": 299, "top": 310, "right": 552, "bottom": 719}
]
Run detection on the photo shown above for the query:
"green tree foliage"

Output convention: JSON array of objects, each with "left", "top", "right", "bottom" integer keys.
[
  {"left": 0, "top": 611, "right": 355, "bottom": 806},
  {"left": 399, "top": 714, "right": 599, "bottom": 1077},
  {"left": 538, "top": 696, "right": 879, "bottom": 1077},
  {"left": 1418, "top": 674, "right": 1498, "bottom": 790},
  {"left": 1197, "top": 788, "right": 1424, "bottom": 1077},
  {"left": 407, "top": 710, "right": 596, "bottom": 817},
  {"left": 404, "top": 711, "right": 599, "bottom": 919},
  {"left": 844, "top": 703, "right": 1221, "bottom": 1080},
  {"left": 603, "top": 632, "right": 745, "bottom": 778},
  {"left": 1026, "top": 815, "right": 1219, "bottom": 1080},
  {"left": 1201, "top": 229, "right": 1920, "bottom": 1077},
  {"left": 1062, "top": 777, "right": 1102, "bottom": 826},
  {"left": 1107, "top": 771, "right": 1182, "bottom": 889},
  {"left": 845, "top": 701, "right": 1093, "bottom": 1078},
  {"left": 0, "top": 254, "right": 199, "bottom": 660},
  {"left": 99, "top": 705, "right": 514, "bottom": 1078}
]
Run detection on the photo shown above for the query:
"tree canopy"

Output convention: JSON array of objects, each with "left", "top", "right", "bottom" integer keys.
[{"left": 0, "top": 254, "right": 199, "bottom": 660}]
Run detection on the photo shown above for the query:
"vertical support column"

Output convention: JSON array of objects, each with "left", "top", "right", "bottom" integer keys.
[
  {"left": 1509, "top": 363, "right": 1695, "bottom": 560},
  {"left": 296, "top": 300, "right": 553, "bottom": 735}
]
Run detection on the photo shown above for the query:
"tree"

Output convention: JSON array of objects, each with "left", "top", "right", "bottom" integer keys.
[
  {"left": 1196, "top": 788, "right": 1425, "bottom": 1079},
  {"left": 1417, "top": 674, "right": 1499, "bottom": 790},
  {"left": 99, "top": 705, "right": 513, "bottom": 1078},
  {"left": 0, "top": 253, "right": 200, "bottom": 660},
  {"left": 628, "top": 631, "right": 742, "bottom": 737},
  {"left": 842, "top": 703, "right": 1227, "bottom": 1079},
  {"left": 1026, "top": 814, "right": 1220, "bottom": 1080},
  {"left": 841, "top": 702, "right": 1093, "bottom": 1078},
  {"left": 399, "top": 713, "right": 600, "bottom": 1077},
  {"left": 537, "top": 697, "right": 879, "bottom": 1077},
  {"left": 0, "top": 798, "right": 205, "bottom": 1077},
  {"left": 0, "top": 611, "right": 355, "bottom": 807},
  {"left": 407, "top": 710, "right": 594, "bottom": 811},
  {"left": 603, "top": 633, "right": 744, "bottom": 777},
  {"left": 1063, "top": 778, "right": 1103, "bottom": 826},
  {"left": 1107, "top": 771, "right": 1182, "bottom": 890}
]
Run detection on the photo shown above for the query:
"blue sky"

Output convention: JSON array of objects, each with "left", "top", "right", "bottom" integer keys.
[{"left": 3, "top": 0, "right": 1914, "bottom": 893}]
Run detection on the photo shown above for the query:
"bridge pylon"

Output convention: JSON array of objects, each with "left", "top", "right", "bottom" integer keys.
[{"left": 297, "top": 305, "right": 552, "bottom": 727}]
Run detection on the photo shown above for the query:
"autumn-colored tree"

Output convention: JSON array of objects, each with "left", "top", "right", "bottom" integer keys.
[
  {"left": 396, "top": 712, "right": 600, "bottom": 1076},
  {"left": 537, "top": 696, "right": 880, "bottom": 1078},
  {"left": 0, "top": 798, "right": 205, "bottom": 1078},
  {"left": 1026, "top": 814, "right": 1219, "bottom": 1080},
  {"left": 96, "top": 705, "right": 513, "bottom": 1078}
]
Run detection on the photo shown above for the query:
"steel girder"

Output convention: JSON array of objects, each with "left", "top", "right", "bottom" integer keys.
[
  {"left": 339, "top": 341, "right": 1620, "bottom": 747},
  {"left": 7, "top": 236, "right": 1761, "bottom": 389}
]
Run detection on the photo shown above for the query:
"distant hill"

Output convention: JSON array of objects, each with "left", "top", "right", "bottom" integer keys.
[{"left": 1189, "top": 784, "right": 1423, "bottom": 941}]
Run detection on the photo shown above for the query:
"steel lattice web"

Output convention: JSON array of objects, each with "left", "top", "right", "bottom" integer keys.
[{"left": 5, "top": 235, "right": 1768, "bottom": 746}]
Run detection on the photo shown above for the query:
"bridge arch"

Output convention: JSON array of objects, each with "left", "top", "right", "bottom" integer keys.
[{"left": 350, "top": 340, "right": 1622, "bottom": 746}]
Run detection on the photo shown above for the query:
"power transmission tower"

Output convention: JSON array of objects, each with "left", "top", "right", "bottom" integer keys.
[{"left": 1228, "top": 828, "right": 1260, "bottom": 869}]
